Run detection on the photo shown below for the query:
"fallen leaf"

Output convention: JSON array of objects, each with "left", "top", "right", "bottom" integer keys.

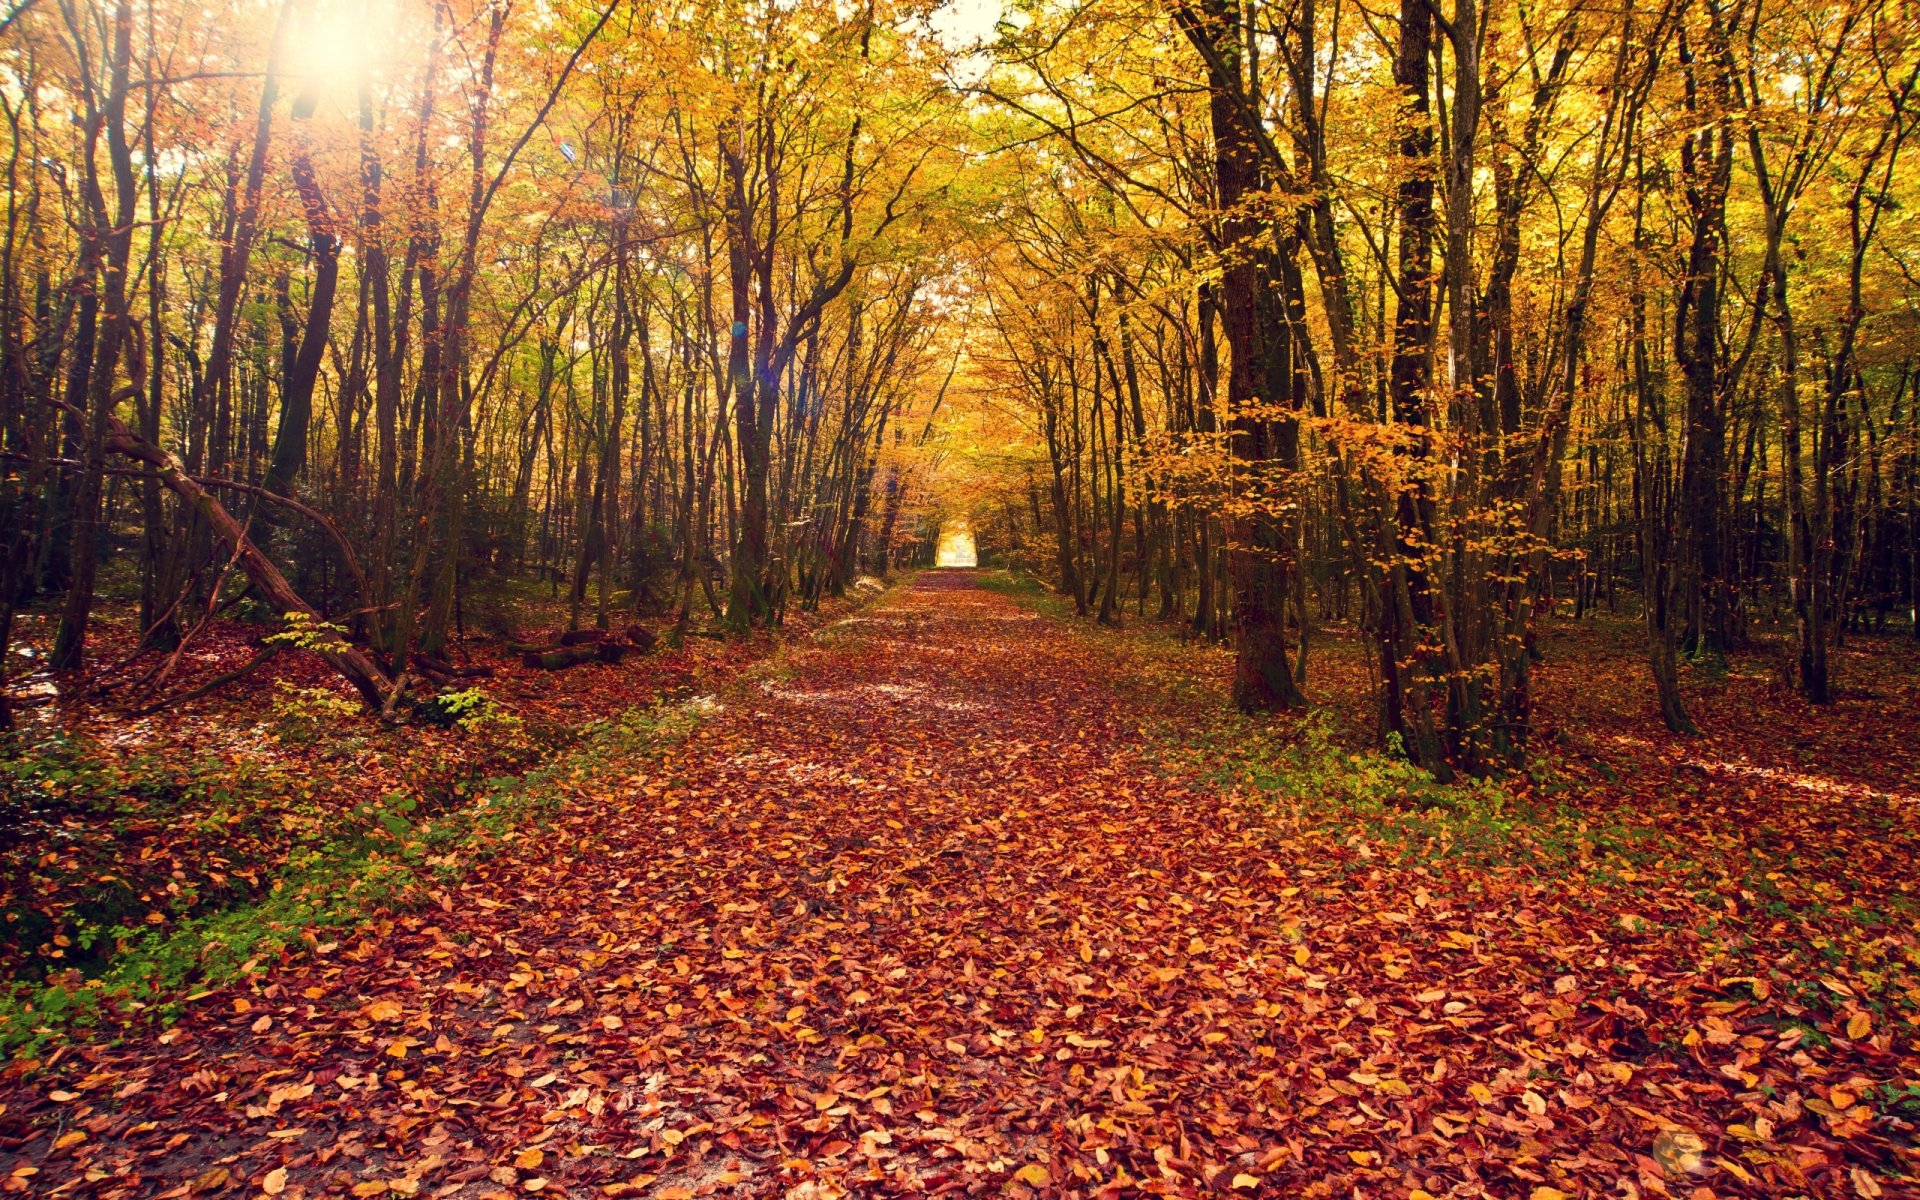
[
  {"left": 1012, "top": 1163, "right": 1051, "bottom": 1187},
  {"left": 1652, "top": 1128, "right": 1707, "bottom": 1177}
]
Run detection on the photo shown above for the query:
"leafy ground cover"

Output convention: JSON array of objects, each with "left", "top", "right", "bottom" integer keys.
[
  {"left": 0, "top": 582, "right": 891, "bottom": 1050},
  {"left": 1, "top": 572, "right": 1914, "bottom": 1198}
]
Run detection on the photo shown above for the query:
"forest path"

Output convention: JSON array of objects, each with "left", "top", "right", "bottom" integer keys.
[
  {"left": 467, "top": 568, "right": 1315, "bottom": 1196},
  {"left": 18, "top": 572, "right": 1821, "bottom": 1199},
  {"left": 20, "top": 571, "right": 1334, "bottom": 1198}
]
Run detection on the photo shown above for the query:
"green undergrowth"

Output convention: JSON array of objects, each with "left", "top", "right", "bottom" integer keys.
[
  {"left": 1, "top": 693, "right": 554, "bottom": 986},
  {"left": 0, "top": 693, "right": 718, "bottom": 1060},
  {"left": 1, "top": 574, "right": 904, "bottom": 1061},
  {"left": 984, "top": 569, "right": 1678, "bottom": 873}
]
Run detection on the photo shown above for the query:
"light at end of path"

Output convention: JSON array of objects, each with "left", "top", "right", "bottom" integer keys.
[{"left": 936, "top": 518, "right": 977, "bottom": 568}]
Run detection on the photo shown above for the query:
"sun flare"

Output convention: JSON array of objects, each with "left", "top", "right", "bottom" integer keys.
[{"left": 287, "top": 1, "right": 391, "bottom": 98}]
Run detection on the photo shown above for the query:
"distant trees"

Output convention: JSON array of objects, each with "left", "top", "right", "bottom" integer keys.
[{"left": 966, "top": 0, "right": 1920, "bottom": 774}]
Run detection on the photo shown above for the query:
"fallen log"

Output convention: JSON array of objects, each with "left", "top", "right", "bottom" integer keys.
[
  {"left": 557, "top": 628, "right": 607, "bottom": 646},
  {"left": 624, "top": 624, "right": 657, "bottom": 652},
  {"left": 414, "top": 653, "right": 494, "bottom": 681},
  {"left": 521, "top": 645, "right": 599, "bottom": 670},
  {"left": 78, "top": 390, "right": 394, "bottom": 710}
]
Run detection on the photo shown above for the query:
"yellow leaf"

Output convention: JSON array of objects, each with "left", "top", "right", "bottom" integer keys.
[
  {"left": 1530, "top": 1189, "right": 1569, "bottom": 1200},
  {"left": 515, "top": 1150, "right": 545, "bottom": 1170},
  {"left": 1652, "top": 1128, "right": 1707, "bottom": 1177},
  {"left": 365, "top": 1000, "right": 403, "bottom": 1022},
  {"left": 52, "top": 1131, "right": 85, "bottom": 1151},
  {"left": 1467, "top": 1082, "right": 1494, "bottom": 1104},
  {"left": 1012, "top": 1163, "right": 1051, "bottom": 1187},
  {"left": 351, "top": 1183, "right": 386, "bottom": 1197},
  {"left": 1293, "top": 946, "right": 1310, "bottom": 966},
  {"left": 1346, "top": 1150, "right": 1375, "bottom": 1166},
  {"left": 1231, "top": 1173, "right": 1261, "bottom": 1189},
  {"left": 1846, "top": 1011, "right": 1871, "bottom": 1039},
  {"left": 262, "top": 1167, "right": 289, "bottom": 1195}
]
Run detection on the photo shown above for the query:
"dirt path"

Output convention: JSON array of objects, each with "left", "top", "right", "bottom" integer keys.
[{"left": 3, "top": 574, "right": 1902, "bottom": 1198}]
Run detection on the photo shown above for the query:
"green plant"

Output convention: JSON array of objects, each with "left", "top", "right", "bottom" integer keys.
[
  {"left": 414, "top": 686, "right": 539, "bottom": 757},
  {"left": 413, "top": 686, "right": 489, "bottom": 727},
  {"left": 1871, "top": 1082, "right": 1920, "bottom": 1117},
  {"left": 0, "top": 730, "right": 128, "bottom": 809},
  {"left": 263, "top": 610, "right": 349, "bottom": 652},
  {"left": 268, "top": 682, "right": 360, "bottom": 746}
]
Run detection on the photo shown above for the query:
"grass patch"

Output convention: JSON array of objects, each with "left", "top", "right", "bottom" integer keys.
[
  {"left": 981, "top": 575, "right": 1692, "bottom": 877},
  {"left": 0, "top": 571, "right": 906, "bottom": 1060},
  {"left": 0, "top": 693, "right": 719, "bottom": 1059}
]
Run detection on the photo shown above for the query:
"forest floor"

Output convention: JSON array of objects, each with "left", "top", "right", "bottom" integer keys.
[
  {"left": 2, "top": 571, "right": 1917, "bottom": 1199},
  {"left": 0, "top": 582, "right": 882, "bottom": 993}
]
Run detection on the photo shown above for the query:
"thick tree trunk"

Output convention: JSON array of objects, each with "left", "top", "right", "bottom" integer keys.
[
  {"left": 1675, "top": 28, "right": 1736, "bottom": 659},
  {"left": 1375, "top": 0, "right": 1445, "bottom": 768},
  {"left": 1174, "top": 0, "right": 1304, "bottom": 712}
]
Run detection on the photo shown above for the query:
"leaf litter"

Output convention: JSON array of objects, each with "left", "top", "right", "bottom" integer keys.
[{"left": 2, "top": 572, "right": 1914, "bottom": 1198}]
